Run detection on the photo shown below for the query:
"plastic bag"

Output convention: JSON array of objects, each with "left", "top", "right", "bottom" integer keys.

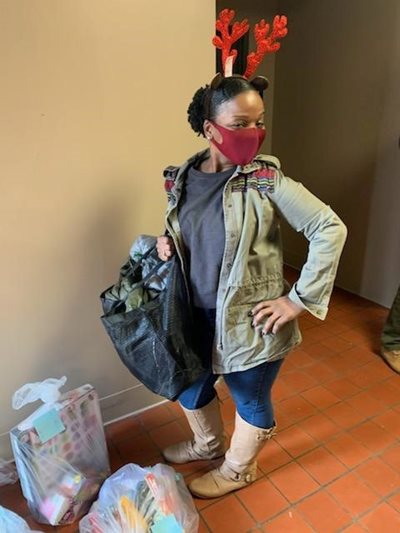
[
  {"left": 0, "top": 458, "right": 18, "bottom": 485},
  {"left": 100, "top": 236, "right": 204, "bottom": 401},
  {"left": 79, "top": 463, "right": 199, "bottom": 533},
  {"left": 0, "top": 505, "right": 43, "bottom": 532},
  {"left": 10, "top": 378, "right": 110, "bottom": 526}
]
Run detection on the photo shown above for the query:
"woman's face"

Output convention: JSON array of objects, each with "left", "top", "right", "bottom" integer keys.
[{"left": 204, "top": 90, "right": 265, "bottom": 143}]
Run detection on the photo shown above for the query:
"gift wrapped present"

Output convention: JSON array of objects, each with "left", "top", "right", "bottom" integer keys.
[{"left": 10, "top": 377, "right": 110, "bottom": 526}]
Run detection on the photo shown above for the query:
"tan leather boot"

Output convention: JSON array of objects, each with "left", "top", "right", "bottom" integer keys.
[
  {"left": 189, "top": 412, "right": 276, "bottom": 498},
  {"left": 162, "top": 397, "right": 226, "bottom": 464},
  {"left": 381, "top": 347, "right": 400, "bottom": 373}
]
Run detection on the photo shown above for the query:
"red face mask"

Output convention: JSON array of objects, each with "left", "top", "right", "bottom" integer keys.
[{"left": 210, "top": 122, "right": 266, "bottom": 166}]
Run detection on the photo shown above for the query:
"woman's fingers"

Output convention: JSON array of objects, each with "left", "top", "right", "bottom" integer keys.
[
  {"left": 250, "top": 296, "right": 304, "bottom": 335},
  {"left": 261, "top": 312, "right": 281, "bottom": 335},
  {"left": 252, "top": 305, "right": 273, "bottom": 326},
  {"left": 156, "top": 235, "right": 175, "bottom": 261}
]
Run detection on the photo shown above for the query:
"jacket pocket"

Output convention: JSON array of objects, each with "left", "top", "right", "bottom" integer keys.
[{"left": 223, "top": 301, "right": 301, "bottom": 359}]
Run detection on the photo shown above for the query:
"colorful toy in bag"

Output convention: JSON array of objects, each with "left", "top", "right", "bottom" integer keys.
[
  {"left": 79, "top": 463, "right": 199, "bottom": 533},
  {"left": 0, "top": 505, "right": 44, "bottom": 533},
  {"left": 10, "top": 377, "right": 111, "bottom": 526}
]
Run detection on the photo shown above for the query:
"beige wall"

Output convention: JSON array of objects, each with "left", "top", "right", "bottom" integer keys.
[
  {"left": 272, "top": 0, "right": 400, "bottom": 307},
  {"left": 0, "top": 0, "right": 214, "bottom": 459}
]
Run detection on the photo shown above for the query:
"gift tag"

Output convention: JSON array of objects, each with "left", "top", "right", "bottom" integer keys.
[
  {"left": 33, "top": 407, "right": 66, "bottom": 443},
  {"left": 151, "top": 514, "right": 183, "bottom": 533}
]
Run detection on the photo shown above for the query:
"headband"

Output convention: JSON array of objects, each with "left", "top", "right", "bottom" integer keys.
[{"left": 211, "top": 9, "right": 288, "bottom": 91}]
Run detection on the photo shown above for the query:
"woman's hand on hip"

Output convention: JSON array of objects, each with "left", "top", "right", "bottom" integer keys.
[
  {"left": 250, "top": 296, "right": 304, "bottom": 335},
  {"left": 156, "top": 235, "right": 175, "bottom": 261}
]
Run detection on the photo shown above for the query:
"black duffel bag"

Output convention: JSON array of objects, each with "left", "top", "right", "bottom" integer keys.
[{"left": 100, "top": 243, "right": 204, "bottom": 400}]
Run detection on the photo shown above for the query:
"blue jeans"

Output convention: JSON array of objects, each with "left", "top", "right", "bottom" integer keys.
[{"left": 178, "top": 308, "right": 284, "bottom": 429}]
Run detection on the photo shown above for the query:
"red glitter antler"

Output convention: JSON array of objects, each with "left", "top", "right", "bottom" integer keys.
[
  {"left": 243, "top": 15, "right": 288, "bottom": 79},
  {"left": 213, "top": 9, "right": 250, "bottom": 76}
]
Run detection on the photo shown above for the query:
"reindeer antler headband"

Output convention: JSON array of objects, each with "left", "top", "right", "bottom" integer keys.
[{"left": 211, "top": 9, "right": 288, "bottom": 90}]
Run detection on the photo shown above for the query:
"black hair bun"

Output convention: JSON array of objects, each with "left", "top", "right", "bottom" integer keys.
[{"left": 187, "top": 85, "right": 209, "bottom": 137}]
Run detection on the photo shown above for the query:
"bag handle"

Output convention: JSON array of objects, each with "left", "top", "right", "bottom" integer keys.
[{"left": 139, "top": 247, "right": 173, "bottom": 287}]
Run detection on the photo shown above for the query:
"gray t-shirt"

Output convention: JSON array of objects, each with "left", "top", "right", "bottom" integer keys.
[{"left": 178, "top": 163, "right": 235, "bottom": 308}]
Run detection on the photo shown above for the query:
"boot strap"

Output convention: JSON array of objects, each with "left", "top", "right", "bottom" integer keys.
[
  {"left": 256, "top": 424, "right": 277, "bottom": 441},
  {"left": 220, "top": 463, "right": 255, "bottom": 483}
]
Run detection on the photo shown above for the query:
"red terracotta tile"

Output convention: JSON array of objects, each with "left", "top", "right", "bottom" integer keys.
[
  {"left": 278, "top": 396, "right": 317, "bottom": 423},
  {"left": 257, "top": 437, "right": 292, "bottom": 474},
  {"left": 280, "top": 370, "right": 318, "bottom": 393},
  {"left": 220, "top": 397, "right": 236, "bottom": 422},
  {"left": 198, "top": 516, "right": 210, "bottom": 532},
  {"left": 298, "top": 316, "right": 318, "bottom": 330},
  {"left": 115, "top": 431, "right": 160, "bottom": 465},
  {"left": 107, "top": 441, "right": 124, "bottom": 472},
  {"left": 346, "top": 360, "right": 393, "bottom": 388},
  {"left": 303, "top": 326, "right": 333, "bottom": 344},
  {"left": 319, "top": 336, "right": 354, "bottom": 353},
  {"left": 355, "top": 457, "right": 400, "bottom": 497},
  {"left": 349, "top": 420, "right": 394, "bottom": 453},
  {"left": 380, "top": 443, "right": 400, "bottom": 471},
  {"left": 272, "top": 379, "right": 296, "bottom": 402},
  {"left": 303, "top": 342, "right": 338, "bottom": 360},
  {"left": 289, "top": 348, "right": 315, "bottom": 367},
  {"left": 296, "top": 489, "right": 352, "bottom": 532},
  {"left": 274, "top": 425, "right": 318, "bottom": 458},
  {"left": 346, "top": 391, "right": 389, "bottom": 418},
  {"left": 148, "top": 419, "right": 191, "bottom": 451},
  {"left": 321, "top": 317, "right": 351, "bottom": 335},
  {"left": 341, "top": 524, "right": 369, "bottom": 533},
  {"left": 25, "top": 515, "right": 59, "bottom": 531},
  {"left": 339, "top": 329, "right": 376, "bottom": 348},
  {"left": 268, "top": 462, "right": 319, "bottom": 503},
  {"left": 138, "top": 403, "right": 176, "bottom": 430},
  {"left": 172, "top": 458, "right": 218, "bottom": 479},
  {"left": 360, "top": 502, "right": 400, "bottom": 531},
  {"left": 237, "top": 478, "right": 289, "bottom": 522},
  {"left": 165, "top": 399, "right": 185, "bottom": 418},
  {"left": 386, "top": 375, "right": 400, "bottom": 392},
  {"left": 373, "top": 409, "right": 400, "bottom": 440},
  {"left": 324, "top": 401, "right": 367, "bottom": 430},
  {"left": 262, "top": 509, "right": 314, "bottom": 532},
  {"left": 325, "top": 433, "right": 371, "bottom": 468},
  {"left": 105, "top": 414, "right": 144, "bottom": 443},
  {"left": 305, "top": 361, "right": 339, "bottom": 383},
  {"left": 0, "top": 481, "right": 30, "bottom": 517},
  {"left": 388, "top": 491, "right": 400, "bottom": 512},
  {"left": 323, "top": 377, "right": 361, "bottom": 399},
  {"left": 301, "top": 413, "right": 341, "bottom": 443},
  {"left": 327, "top": 472, "right": 380, "bottom": 516},
  {"left": 297, "top": 446, "right": 347, "bottom": 485},
  {"left": 368, "top": 380, "right": 400, "bottom": 407},
  {"left": 201, "top": 494, "right": 256, "bottom": 533},
  {"left": 345, "top": 345, "right": 376, "bottom": 365},
  {"left": 301, "top": 385, "right": 340, "bottom": 409},
  {"left": 323, "top": 353, "right": 365, "bottom": 375}
]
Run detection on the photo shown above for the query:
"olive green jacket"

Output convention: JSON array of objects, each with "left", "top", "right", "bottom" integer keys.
[{"left": 164, "top": 149, "right": 347, "bottom": 373}]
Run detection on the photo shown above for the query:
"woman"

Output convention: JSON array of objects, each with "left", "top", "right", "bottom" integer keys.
[
  {"left": 156, "top": 74, "right": 347, "bottom": 499},
  {"left": 155, "top": 10, "right": 346, "bottom": 498}
]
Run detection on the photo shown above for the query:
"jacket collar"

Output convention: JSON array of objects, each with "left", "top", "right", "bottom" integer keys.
[{"left": 180, "top": 149, "right": 280, "bottom": 177}]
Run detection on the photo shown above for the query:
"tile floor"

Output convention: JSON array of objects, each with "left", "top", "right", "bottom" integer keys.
[{"left": 1, "top": 280, "right": 400, "bottom": 532}]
